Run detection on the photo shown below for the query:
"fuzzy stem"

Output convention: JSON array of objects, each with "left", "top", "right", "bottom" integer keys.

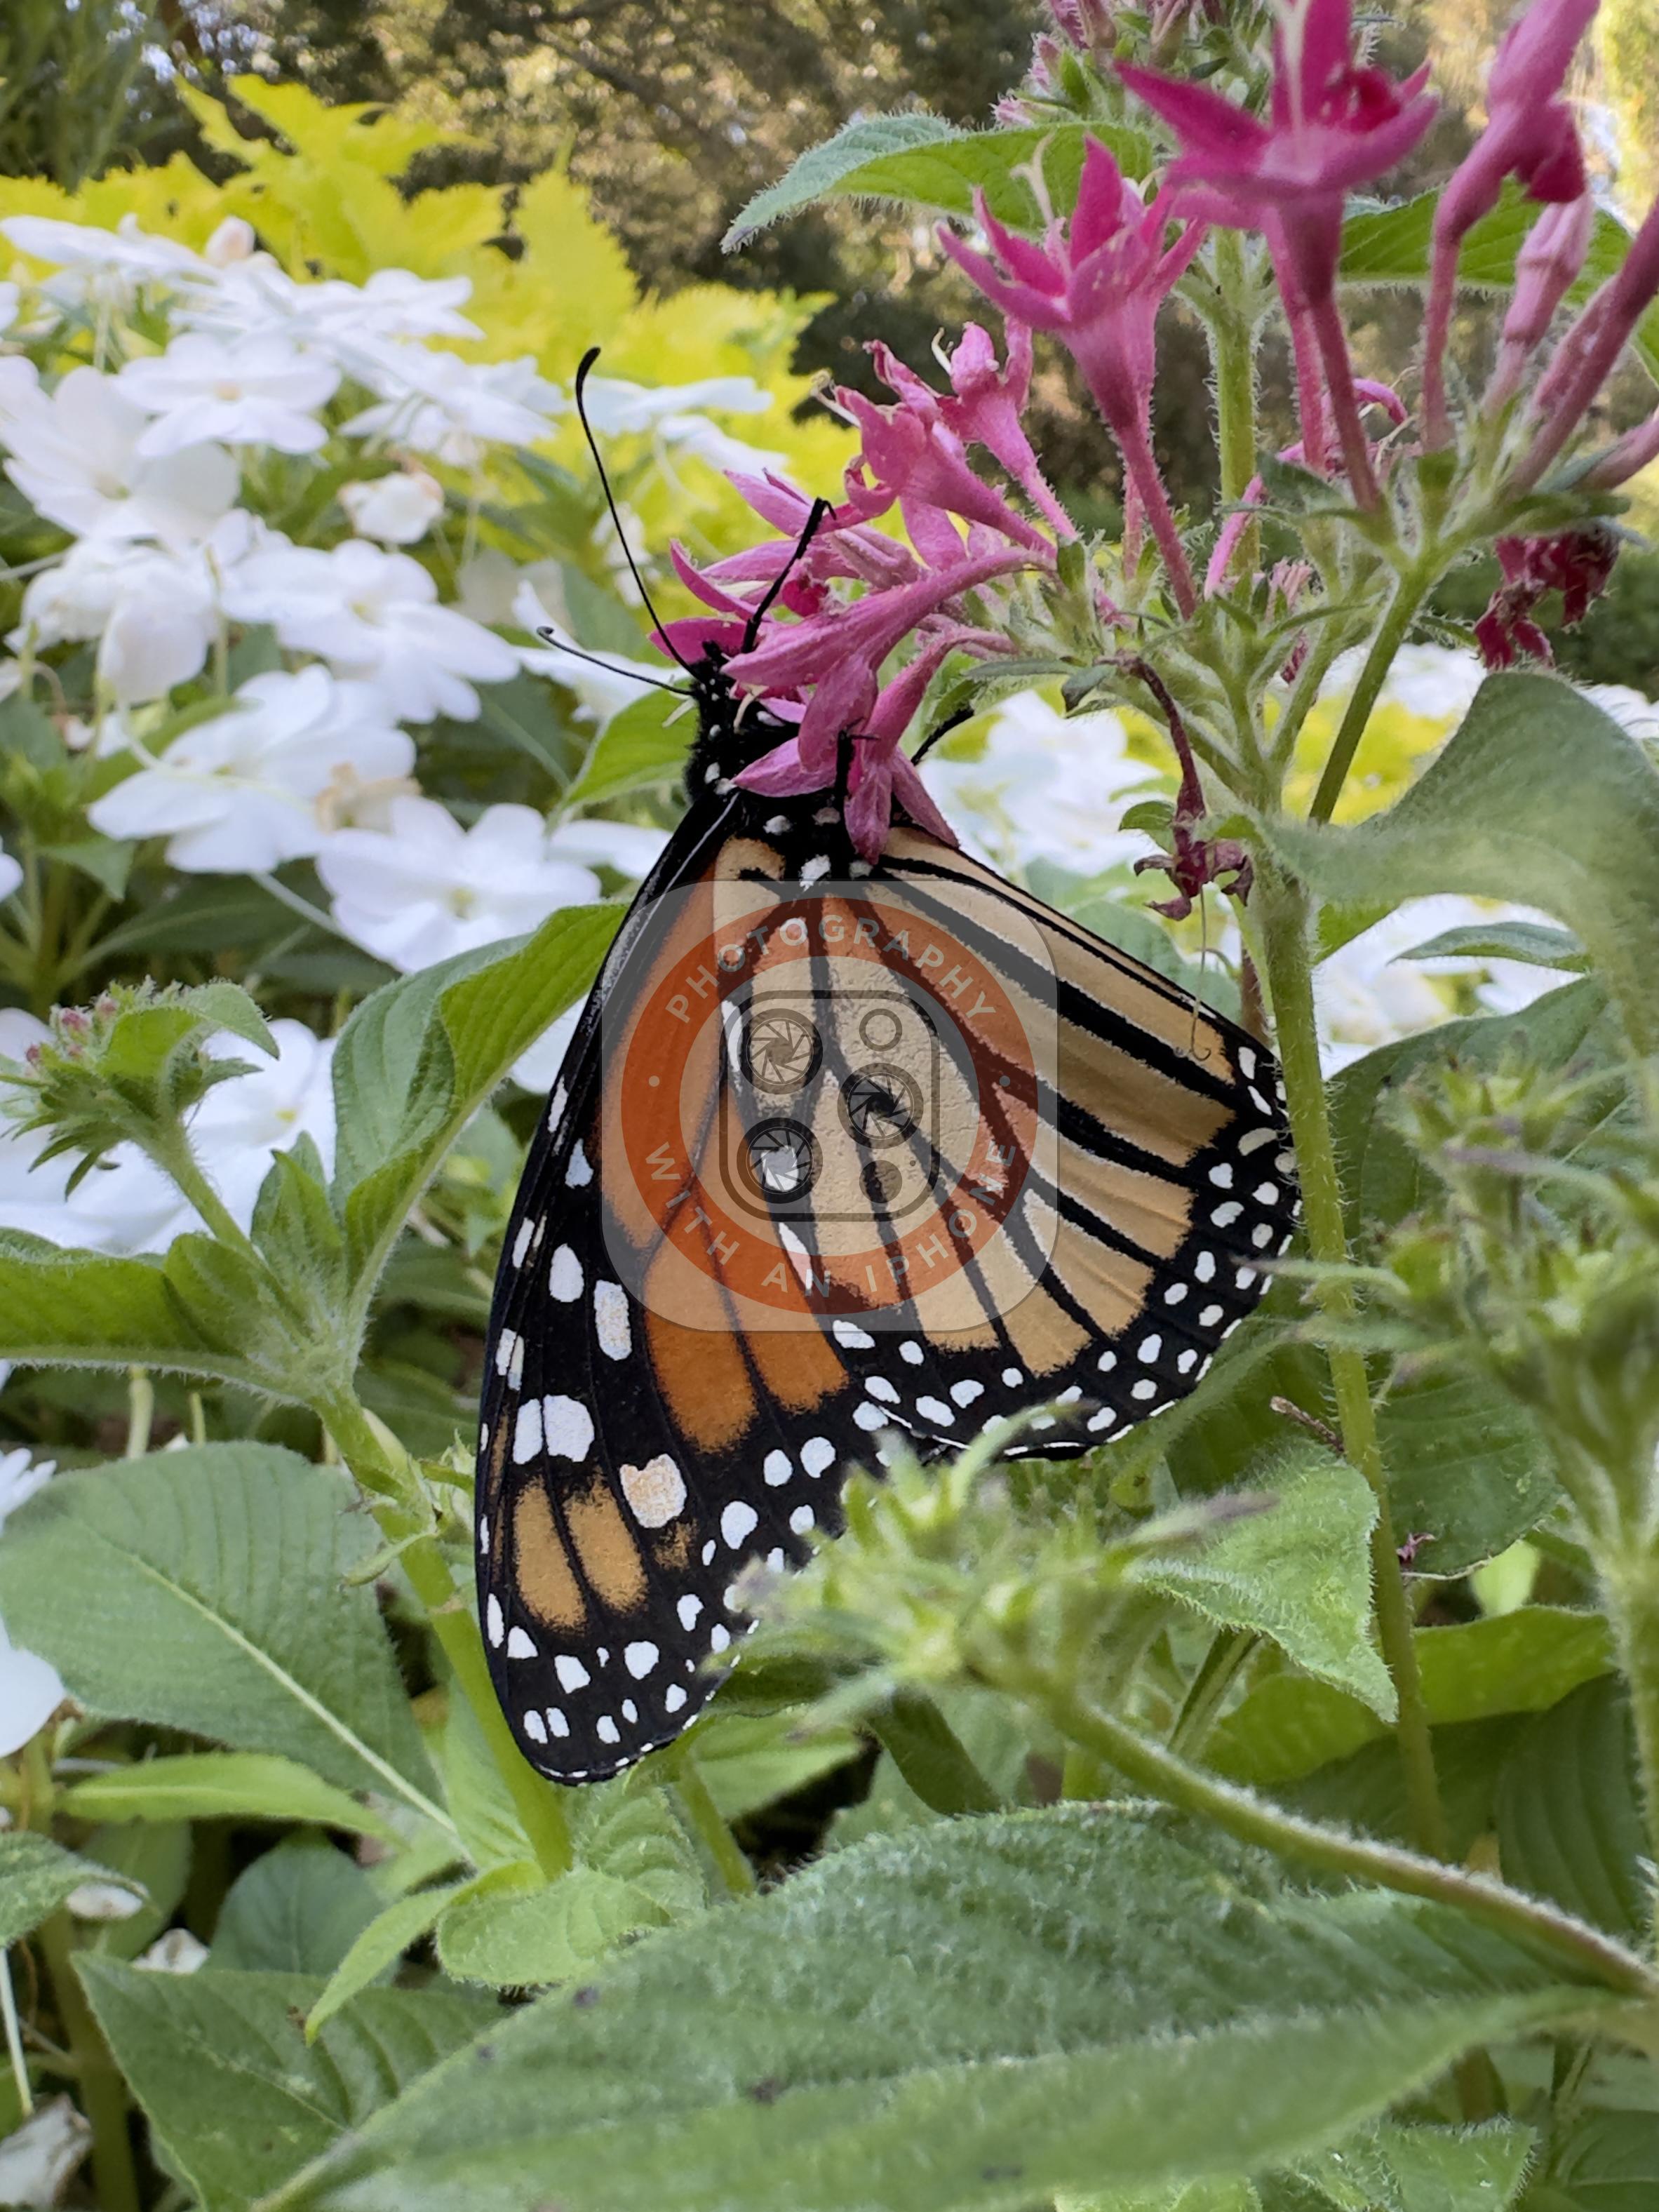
[
  {"left": 1211, "top": 235, "right": 1260, "bottom": 511},
  {"left": 1308, "top": 571, "right": 1426, "bottom": 823},
  {"left": 124, "top": 1369, "right": 153, "bottom": 1461},
  {"left": 666, "top": 1744, "right": 755, "bottom": 1898},
  {"left": 1421, "top": 236, "right": 1458, "bottom": 451},
  {"left": 1256, "top": 866, "right": 1449, "bottom": 1861},
  {"left": 36, "top": 1916, "right": 138, "bottom": 2212},
  {"left": 1106, "top": 402, "right": 1198, "bottom": 618},
  {"left": 1600, "top": 1551, "right": 1659, "bottom": 1957},
  {"left": 0, "top": 1950, "right": 32, "bottom": 2118},
  {"left": 321, "top": 1395, "right": 573, "bottom": 1882},
  {"left": 144, "top": 1124, "right": 257, "bottom": 1259},
  {"left": 1018, "top": 1670, "right": 1657, "bottom": 2001},
  {"left": 1310, "top": 294, "right": 1378, "bottom": 508}
]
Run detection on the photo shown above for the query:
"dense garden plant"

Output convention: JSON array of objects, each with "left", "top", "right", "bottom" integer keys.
[{"left": 0, "top": 2, "right": 1658, "bottom": 2206}]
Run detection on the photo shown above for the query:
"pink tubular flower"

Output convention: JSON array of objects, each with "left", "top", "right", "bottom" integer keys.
[
  {"left": 838, "top": 380, "right": 1050, "bottom": 555},
  {"left": 1423, "top": 0, "right": 1599, "bottom": 443},
  {"left": 938, "top": 136, "right": 1205, "bottom": 612},
  {"left": 1512, "top": 190, "right": 1659, "bottom": 491},
  {"left": 869, "top": 325, "right": 1076, "bottom": 539},
  {"left": 727, "top": 544, "right": 1030, "bottom": 777},
  {"left": 1484, "top": 192, "right": 1597, "bottom": 412},
  {"left": 1121, "top": 0, "right": 1435, "bottom": 502}
]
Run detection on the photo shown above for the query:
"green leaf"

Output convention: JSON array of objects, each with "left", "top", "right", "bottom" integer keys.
[
  {"left": 79, "top": 1820, "right": 192, "bottom": 1964},
  {"left": 0, "top": 1445, "right": 445, "bottom": 1826},
  {"left": 1400, "top": 922, "right": 1587, "bottom": 972},
  {"left": 1376, "top": 1369, "right": 1561, "bottom": 1581},
  {"left": 866, "top": 1687, "right": 1004, "bottom": 1814},
  {"left": 724, "top": 113, "right": 962, "bottom": 243},
  {"left": 1134, "top": 1442, "right": 1395, "bottom": 1717},
  {"left": 304, "top": 1884, "right": 471, "bottom": 2042},
  {"left": 209, "top": 1839, "right": 384, "bottom": 1977},
  {"left": 725, "top": 116, "right": 1151, "bottom": 246},
  {"left": 1496, "top": 1675, "right": 1646, "bottom": 1942},
  {"left": 1209, "top": 1607, "right": 1613, "bottom": 1786},
  {"left": 38, "top": 836, "right": 135, "bottom": 898},
  {"left": 333, "top": 903, "right": 621, "bottom": 1280},
  {"left": 77, "top": 1959, "right": 491, "bottom": 2212},
  {"left": 1284, "top": 2121, "right": 1535, "bottom": 2212},
  {"left": 259, "top": 1806, "right": 1624, "bottom": 2212},
  {"left": 1061, "top": 2185, "right": 1258, "bottom": 2212},
  {"left": 561, "top": 690, "right": 693, "bottom": 810},
  {"left": 687, "top": 1712, "right": 864, "bottom": 1825},
  {"left": 434, "top": 1865, "right": 671, "bottom": 1988},
  {"left": 0, "top": 1247, "right": 264, "bottom": 1387},
  {"left": 0, "top": 1832, "right": 142, "bottom": 1948},
  {"left": 60, "top": 1752, "right": 400, "bottom": 1842},
  {"left": 1538, "top": 2110, "right": 1659, "bottom": 2211},
  {"left": 1263, "top": 676, "right": 1659, "bottom": 1053}
]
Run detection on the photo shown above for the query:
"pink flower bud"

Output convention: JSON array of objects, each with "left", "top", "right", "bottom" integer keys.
[{"left": 1486, "top": 193, "right": 1597, "bottom": 409}]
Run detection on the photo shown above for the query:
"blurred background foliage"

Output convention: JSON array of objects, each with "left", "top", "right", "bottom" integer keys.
[{"left": 3, "top": 0, "right": 1658, "bottom": 688}]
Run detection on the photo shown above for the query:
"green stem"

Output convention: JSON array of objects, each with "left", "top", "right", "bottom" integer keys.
[
  {"left": 1599, "top": 1551, "right": 1659, "bottom": 1960},
  {"left": 37, "top": 1915, "right": 139, "bottom": 2212},
  {"left": 124, "top": 1369, "right": 153, "bottom": 1461},
  {"left": 1211, "top": 232, "right": 1258, "bottom": 510},
  {"left": 666, "top": 1744, "right": 755, "bottom": 1898},
  {"left": 145, "top": 1126, "right": 257, "bottom": 1258},
  {"left": 323, "top": 1396, "right": 573, "bottom": 1882},
  {"left": 0, "top": 1949, "right": 32, "bottom": 2118},
  {"left": 1022, "top": 1670, "right": 1657, "bottom": 2002},
  {"left": 1257, "top": 867, "right": 1449, "bottom": 1861},
  {"left": 1168, "top": 1628, "right": 1257, "bottom": 1760},
  {"left": 1308, "top": 570, "right": 1427, "bottom": 823}
]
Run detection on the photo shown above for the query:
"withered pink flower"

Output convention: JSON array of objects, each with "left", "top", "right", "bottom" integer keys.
[
  {"left": 1423, "top": 0, "right": 1599, "bottom": 441},
  {"left": 1121, "top": 0, "right": 1434, "bottom": 501},
  {"left": 1473, "top": 525, "right": 1619, "bottom": 669},
  {"left": 938, "top": 136, "right": 1204, "bottom": 612}
]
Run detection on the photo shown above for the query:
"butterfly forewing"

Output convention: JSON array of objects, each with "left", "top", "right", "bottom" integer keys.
[{"left": 479, "top": 789, "right": 1294, "bottom": 1782}]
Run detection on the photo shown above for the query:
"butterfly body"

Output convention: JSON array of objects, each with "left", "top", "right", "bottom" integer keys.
[{"left": 476, "top": 648, "right": 1296, "bottom": 1783}]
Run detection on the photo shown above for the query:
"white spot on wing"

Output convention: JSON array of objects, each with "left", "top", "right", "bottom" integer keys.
[
  {"left": 801, "top": 1436, "right": 834, "bottom": 1477},
  {"left": 621, "top": 1455, "right": 686, "bottom": 1528},
  {"left": 547, "top": 1707, "right": 570, "bottom": 1737},
  {"left": 864, "top": 1376, "right": 899, "bottom": 1404},
  {"left": 901, "top": 1342, "right": 925, "bottom": 1366},
  {"left": 523, "top": 1709, "right": 547, "bottom": 1743},
  {"left": 485, "top": 1595, "right": 504, "bottom": 1647},
  {"left": 678, "top": 1595, "right": 702, "bottom": 1630},
  {"left": 915, "top": 1395, "right": 954, "bottom": 1425},
  {"left": 554, "top": 1654, "right": 591, "bottom": 1692},
  {"left": 495, "top": 1329, "right": 518, "bottom": 1377},
  {"left": 721, "top": 1500, "right": 759, "bottom": 1548},
  {"left": 789, "top": 1504, "right": 814, "bottom": 1534},
  {"left": 512, "top": 1399, "right": 542, "bottom": 1463},
  {"left": 566, "top": 1141, "right": 593, "bottom": 1188},
  {"left": 506, "top": 1626, "right": 537, "bottom": 1659},
  {"left": 511, "top": 1219, "right": 535, "bottom": 1268},
  {"left": 764, "top": 1450, "right": 792, "bottom": 1487},
  {"left": 709, "top": 1623, "right": 732, "bottom": 1653},
  {"left": 594, "top": 1280, "right": 631, "bottom": 1361},
  {"left": 624, "top": 1641, "right": 659, "bottom": 1679},
  {"left": 853, "top": 1402, "right": 885, "bottom": 1430},
  {"left": 833, "top": 1320, "right": 875, "bottom": 1349},
  {"left": 664, "top": 1684, "right": 688, "bottom": 1713},
  {"left": 543, "top": 1395, "right": 594, "bottom": 1460},
  {"left": 951, "top": 1380, "right": 984, "bottom": 1407},
  {"left": 596, "top": 1715, "right": 620, "bottom": 1745},
  {"left": 549, "top": 1245, "right": 583, "bottom": 1301}
]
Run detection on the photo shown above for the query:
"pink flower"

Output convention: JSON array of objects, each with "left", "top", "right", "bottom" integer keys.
[
  {"left": 1121, "top": 0, "right": 1434, "bottom": 500},
  {"left": 1473, "top": 526, "right": 1618, "bottom": 669},
  {"left": 867, "top": 326, "right": 1075, "bottom": 538},
  {"left": 1512, "top": 189, "right": 1659, "bottom": 491},
  {"left": 938, "top": 136, "right": 1204, "bottom": 612},
  {"left": 838, "top": 381, "right": 1049, "bottom": 555},
  {"left": 1423, "top": 0, "right": 1598, "bottom": 442}
]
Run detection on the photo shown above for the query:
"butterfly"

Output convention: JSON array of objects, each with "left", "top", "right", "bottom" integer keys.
[{"left": 476, "top": 353, "right": 1296, "bottom": 1783}]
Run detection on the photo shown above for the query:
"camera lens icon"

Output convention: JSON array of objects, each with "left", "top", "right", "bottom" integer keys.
[
  {"left": 739, "top": 1118, "right": 821, "bottom": 1206},
  {"left": 839, "top": 1064, "right": 922, "bottom": 1148},
  {"left": 741, "top": 1008, "right": 822, "bottom": 1097}
]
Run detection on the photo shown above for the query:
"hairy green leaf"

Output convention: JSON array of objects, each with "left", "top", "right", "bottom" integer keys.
[
  {"left": 0, "top": 1832, "right": 142, "bottom": 1948},
  {"left": 435, "top": 1865, "right": 671, "bottom": 1987},
  {"left": 0, "top": 1246, "right": 264, "bottom": 1386},
  {"left": 1210, "top": 1608, "right": 1613, "bottom": 1785},
  {"left": 260, "top": 1806, "right": 1623, "bottom": 2212},
  {"left": 689, "top": 1711, "right": 864, "bottom": 1824},
  {"left": 1536, "top": 2110, "right": 1659, "bottom": 2211},
  {"left": 1375, "top": 1370, "right": 1561, "bottom": 1581},
  {"left": 1400, "top": 922, "right": 1587, "bottom": 972},
  {"left": 724, "top": 112, "right": 962, "bottom": 243},
  {"left": 867, "top": 1687, "right": 1004, "bottom": 1814},
  {"left": 60, "top": 1752, "right": 399, "bottom": 1841},
  {"left": 1496, "top": 1676, "right": 1646, "bottom": 1942},
  {"left": 78, "top": 1960, "right": 491, "bottom": 2212},
  {"left": 0, "top": 1446, "right": 444, "bottom": 1824},
  {"left": 1135, "top": 1442, "right": 1394, "bottom": 1717},
  {"left": 1265, "top": 677, "right": 1659, "bottom": 1052},
  {"left": 304, "top": 1884, "right": 471, "bottom": 2042}
]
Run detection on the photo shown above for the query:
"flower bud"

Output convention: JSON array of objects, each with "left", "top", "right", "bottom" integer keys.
[{"left": 1486, "top": 192, "right": 1595, "bottom": 410}]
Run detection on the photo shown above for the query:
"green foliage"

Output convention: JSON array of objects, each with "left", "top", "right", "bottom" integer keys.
[
  {"left": 260, "top": 1808, "right": 1623, "bottom": 2212},
  {"left": 0, "top": 1832, "right": 142, "bottom": 1948}
]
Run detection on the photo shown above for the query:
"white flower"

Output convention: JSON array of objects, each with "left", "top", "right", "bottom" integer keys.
[
  {"left": 0, "top": 358, "right": 238, "bottom": 549},
  {"left": 513, "top": 582, "right": 669, "bottom": 730},
  {"left": 203, "top": 217, "right": 257, "bottom": 268},
  {"left": 1581, "top": 681, "right": 1659, "bottom": 744},
  {"left": 925, "top": 690, "right": 1160, "bottom": 875},
  {"left": 317, "top": 796, "right": 600, "bottom": 970},
  {"left": 0, "top": 1448, "right": 55, "bottom": 1532},
  {"left": 342, "top": 349, "right": 563, "bottom": 466},
  {"left": 0, "top": 846, "right": 19, "bottom": 904},
  {"left": 546, "top": 817, "right": 669, "bottom": 878},
  {"left": 117, "top": 333, "right": 340, "bottom": 457},
  {"left": 0, "top": 281, "right": 18, "bottom": 335},
  {"left": 1320, "top": 643, "right": 1486, "bottom": 723},
  {"left": 87, "top": 666, "right": 415, "bottom": 872},
  {"left": 578, "top": 374, "right": 773, "bottom": 435},
  {"left": 180, "top": 259, "right": 481, "bottom": 351},
  {"left": 513, "top": 1000, "right": 581, "bottom": 1094},
  {"left": 340, "top": 469, "right": 445, "bottom": 546},
  {"left": 0, "top": 2095, "right": 90, "bottom": 2204},
  {"left": 1, "top": 213, "right": 203, "bottom": 311},
  {"left": 222, "top": 539, "right": 518, "bottom": 720},
  {"left": 135, "top": 1927, "right": 209, "bottom": 1972},
  {"left": 192, "top": 1019, "right": 337, "bottom": 1230},
  {"left": 0, "top": 1622, "right": 67, "bottom": 1758},
  {"left": 15, "top": 538, "right": 221, "bottom": 706}
]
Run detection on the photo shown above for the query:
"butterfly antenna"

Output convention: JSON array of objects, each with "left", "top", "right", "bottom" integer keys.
[
  {"left": 740, "top": 495, "right": 833, "bottom": 654},
  {"left": 911, "top": 705, "right": 974, "bottom": 765},
  {"left": 573, "top": 345, "right": 690, "bottom": 673},
  {"left": 534, "top": 629, "right": 689, "bottom": 697}
]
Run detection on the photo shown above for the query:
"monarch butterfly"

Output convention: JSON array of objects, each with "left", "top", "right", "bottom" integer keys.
[{"left": 476, "top": 358, "right": 1296, "bottom": 1783}]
